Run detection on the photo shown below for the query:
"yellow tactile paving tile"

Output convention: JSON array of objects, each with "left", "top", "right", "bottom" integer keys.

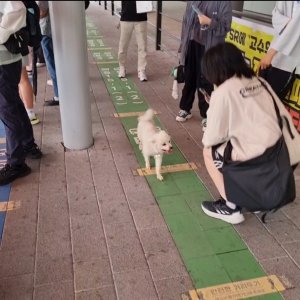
[
  {"left": 0, "top": 201, "right": 21, "bottom": 212},
  {"left": 134, "top": 162, "right": 198, "bottom": 176},
  {"left": 185, "top": 275, "right": 288, "bottom": 300}
]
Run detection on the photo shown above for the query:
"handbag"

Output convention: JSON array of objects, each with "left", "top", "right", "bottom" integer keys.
[
  {"left": 222, "top": 79, "right": 296, "bottom": 220},
  {"left": 172, "top": 64, "right": 185, "bottom": 83}
]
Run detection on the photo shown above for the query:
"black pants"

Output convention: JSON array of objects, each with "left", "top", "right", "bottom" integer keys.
[
  {"left": 259, "top": 66, "right": 291, "bottom": 98},
  {"left": 0, "top": 60, "right": 35, "bottom": 166},
  {"left": 179, "top": 40, "right": 213, "bottom": 118}
]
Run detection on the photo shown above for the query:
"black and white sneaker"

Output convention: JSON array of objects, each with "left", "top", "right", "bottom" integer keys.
[
  {"left": 201, "top": 198, "right": 245, "bottom": 224},
  {"left": 176, "top": 110, "right": 192, "bottom": 122}
]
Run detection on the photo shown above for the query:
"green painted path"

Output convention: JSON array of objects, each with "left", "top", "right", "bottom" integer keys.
[{"left": 86, "top": 19, "right": 283, "bottom": 299}]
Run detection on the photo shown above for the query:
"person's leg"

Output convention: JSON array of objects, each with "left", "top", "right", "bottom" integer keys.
[
  {"left": 178, "top": 41, "right": 197, "bottom": 114},
  {"left": 134, "top": 21, "right": 147, "bottom": 80},
  {"left": 41, "top": 35, "right": 59, "bottom": 99},
  {"left": 118, "top": 21, "right": 134, "bottom": 76},
  {"left": 19, "top": 67, "right": 40, "bottom": 125},
  {"left": 201, "top": 147, "right": 245, "bottom": 224},
  {"left": 0, "top": 61, "right": 35, "bottom": 167},
  {"left": 203, "top": 147, "right": 227, "bottom": 199}
]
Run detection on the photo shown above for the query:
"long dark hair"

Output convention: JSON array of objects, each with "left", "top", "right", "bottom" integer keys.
[{"left": 202, "top": 42, "right": 255, "bottom": 86}]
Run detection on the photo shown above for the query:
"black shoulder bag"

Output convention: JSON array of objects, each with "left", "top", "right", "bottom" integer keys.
[{"left": 222, "top": 79, "right": 296, "bottom": 222}]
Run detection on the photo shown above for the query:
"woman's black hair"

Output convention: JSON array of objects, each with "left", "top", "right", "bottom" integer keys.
[{"left": 201, "top": 42, "right": 255, "bottom": 86}]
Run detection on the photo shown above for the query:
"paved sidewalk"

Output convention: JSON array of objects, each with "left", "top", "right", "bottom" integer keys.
[{"left": 0, "top": 2, "right": 299, "bottom": 300}]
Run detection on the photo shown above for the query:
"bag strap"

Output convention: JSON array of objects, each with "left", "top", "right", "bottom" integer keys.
[{"left": 257, "top": 78, "right": 283, "bottom": 130}]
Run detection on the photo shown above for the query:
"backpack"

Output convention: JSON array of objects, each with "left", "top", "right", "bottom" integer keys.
[
  {"left": 22, "top": 1, "right": 42, "bottom": 48},
  {"left": 3, "top": 1, "right": 41, "bottom": 55}
]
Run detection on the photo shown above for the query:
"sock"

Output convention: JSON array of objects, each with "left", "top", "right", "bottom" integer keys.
[
  {"left": 226, "top": 200, "right": 237, "bottom": 210},
  {"left": 54, "top": 96, "right": 59, "bottom": 101},
  {"left": 26, "top": 109, "right": 35, "bottom": 119}
]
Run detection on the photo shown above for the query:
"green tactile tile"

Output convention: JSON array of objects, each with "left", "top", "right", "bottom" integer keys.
[
  {"left": 157, "top": 195, "right": 192, "bottom": 216},
  {"left": 92, "top": 51, "right": 116, "bottom": 62},
  {"left": 171, "top": 172, "right": 208, "bottom": 193},
  {"left": 87, "top": 38, "right": 106, "bottom": 48},
  {"left": 164, "top": 212, "right": 215, "bottom": 259},
  {"left": 86, "top": 28, "right": 100, "bottom": 36},
  {"left": 204, "top": 227, "right": 247, "bottom": 254},
  {"left": 218, "top": 250, "right": 266, "bottom": 282},
  {"left": 185, "top": 256, "right": 232, "bottom": 289},
  {"left": 248, "top": 294, "right": 283, "bottom": 300},
  {"left": 147, "top": 175, "right": 181, "bottom": 197}
]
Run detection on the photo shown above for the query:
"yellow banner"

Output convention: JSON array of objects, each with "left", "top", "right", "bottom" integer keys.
[{"left": 226, "top": 18, "right": 300, "bottom": 132}]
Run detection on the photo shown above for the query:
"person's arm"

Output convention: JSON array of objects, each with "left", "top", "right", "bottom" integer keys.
[
  {"left": 259, "top": 48, "right": 278, "bottom": 70},
  {"left": 272, "top": 1, "right": 291, "bottom": 35},
  {"left": 178, "top": 3, "right": 189, "bottom": 54},
  {"left": 198, "top": 1, "right": 232, "bottom": 36},
  {"left": 0, "top": 1, "right": 26, "bottom": 44},
  {"left": 260, "top": 8, "right": 300, "bottom": 69}
]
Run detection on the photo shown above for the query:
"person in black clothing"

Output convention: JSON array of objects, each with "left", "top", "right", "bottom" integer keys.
[{"left": 118, "top": 1, "right": 148, "bottom": 81}]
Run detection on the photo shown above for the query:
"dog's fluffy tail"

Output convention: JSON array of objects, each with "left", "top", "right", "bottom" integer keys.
[{"left": 139, "top": 108, "right": 154, "bottom": 122}]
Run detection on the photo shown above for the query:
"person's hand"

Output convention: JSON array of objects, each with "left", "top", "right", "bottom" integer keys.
[
  {"left": 259, "top": 48, "right": 277, "bottom": 70},
  {"left": 198, "top": 14, "right": 211, "bottom": 26}
]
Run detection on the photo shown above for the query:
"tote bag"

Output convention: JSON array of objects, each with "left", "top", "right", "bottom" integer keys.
[{"left": 222, "top": 80, "right": 296, "bottom": 213}]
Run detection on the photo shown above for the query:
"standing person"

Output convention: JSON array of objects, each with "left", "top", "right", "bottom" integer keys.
[
  {"left": 200, "top": 43, "right": 298, "bottom": 224},
  {"left": 259, "top": 1, "right": 300, "bottom": 101},
  {"left": 0, "top": 1, "right": 42, "bottom": 186},
  {"left": 37, "top": 0, "right": 59, "bottom": 106},
  {"left": 118, "top": 1, "right": 148, "bottom": 82},
  {"left": 176, "top": 1, "right": 232, "bottom": 131}
]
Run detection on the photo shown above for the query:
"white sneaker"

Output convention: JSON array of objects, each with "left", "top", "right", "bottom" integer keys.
[
  {"left": 176, "top": 110, "right": 192, "bottom": 122},
  {"left": 47, "top": 79, "right": 53, "bottom": 86},
  {"left": 201, "top": 118, "right": 207, "bottom": 132},
  {"left": 118, "top": 66, "right": 126, "bottom": 78},
  {"left": 138, "top": 70, "right": 147, "bottom": 82}
]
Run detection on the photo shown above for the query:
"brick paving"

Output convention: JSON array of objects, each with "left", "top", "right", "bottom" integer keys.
[{"left": 0, "top": 2, "right": 299, "bottom": 300}]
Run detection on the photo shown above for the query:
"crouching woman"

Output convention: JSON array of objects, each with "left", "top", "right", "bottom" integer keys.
[{"left": 200, "top": 42, "right": 299, "bottom": 225}]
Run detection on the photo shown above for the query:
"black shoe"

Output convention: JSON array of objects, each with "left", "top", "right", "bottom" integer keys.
[
  {"left": 24, "top": 143, "right": 43, "bottom": 159},
  {"left": 45, "top": 98, "right": 59, "bottom": 106},
  {"left": 201, "top": 198, "right": 245, "bottom": 224},
  {"left": 0, "top": 163, "right": 31, "bottom": 186}
]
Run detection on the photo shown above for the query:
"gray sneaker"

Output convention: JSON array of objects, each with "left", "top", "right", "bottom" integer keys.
[{"left": 176, "top": 110, "right": 192, "bottom": 122}]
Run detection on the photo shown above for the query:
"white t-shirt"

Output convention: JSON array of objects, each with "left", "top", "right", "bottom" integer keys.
[{"left": 293, "top": 0, "right": 300, "bottom": 17}]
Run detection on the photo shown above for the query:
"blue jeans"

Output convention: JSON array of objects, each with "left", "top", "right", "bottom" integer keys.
[
  {"left": 41, "top": 35, "right": 58, "bottom": 98},
  {"left": 0, "top": 60, "right": 35, "bottom": 166}
]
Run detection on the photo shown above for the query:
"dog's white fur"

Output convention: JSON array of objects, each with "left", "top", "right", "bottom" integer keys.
[{"left": 137, "top": 109, "right": 173, "bottom": 181}]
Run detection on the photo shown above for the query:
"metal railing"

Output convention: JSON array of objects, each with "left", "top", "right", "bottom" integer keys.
[{"left": 100, "top": 1, "right": 273, "bottom": 54}]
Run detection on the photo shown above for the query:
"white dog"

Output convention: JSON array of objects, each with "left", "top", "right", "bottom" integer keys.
[{"left": 137, "top": 109, "right": 173, "bottom": 181}]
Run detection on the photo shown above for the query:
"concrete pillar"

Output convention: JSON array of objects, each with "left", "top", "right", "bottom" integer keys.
[{"left": 49, "top": 1, "right": 93, "bottom": 150}]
